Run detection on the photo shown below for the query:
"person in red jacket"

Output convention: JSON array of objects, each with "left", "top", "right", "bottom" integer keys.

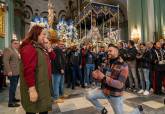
[{"left": 20, "top": 25, "right": 55, "bottom": 114}]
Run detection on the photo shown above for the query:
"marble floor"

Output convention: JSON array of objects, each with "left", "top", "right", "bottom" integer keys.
[{"left": 0, "top": 86, "right": 165, "bottom": 114}]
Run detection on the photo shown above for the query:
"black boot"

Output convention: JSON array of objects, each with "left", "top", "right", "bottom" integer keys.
[
  {"left": 8, "top": 103, "right": 20, "bottom": 107},
  {"left": 13, "top": 98, "right": 20, "bottom": 102},
  {"left": 101, "top": 107, "right": 108, "bottom": 114}
]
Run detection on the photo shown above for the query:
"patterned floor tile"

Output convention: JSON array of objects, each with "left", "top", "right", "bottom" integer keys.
[
  {"left": 58, "top": 102, "right": 77, "bottom": 112},
  {"left": 58, "top": 97, "right": 93, "bottom": 112},
  {"left": 142, "top": 101, "right": 165, "bottom": 109},
  {"left": 123, "top": 92, "right": 138, "bottom": 100},
  {"left": 61, "top": 107, "right": 99, "bottom": 114}
]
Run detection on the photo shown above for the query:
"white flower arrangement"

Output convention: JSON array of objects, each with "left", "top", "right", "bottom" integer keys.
[
  {"left": 57, "top": 19, "right": 78, "bottom": 39},
  {"left": 29, "top": 17, "right": 49, "bottom": 32}
]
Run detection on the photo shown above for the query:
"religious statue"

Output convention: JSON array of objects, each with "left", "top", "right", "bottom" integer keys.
[{"left": 87, "top": 18, "right": 101, "bottom": 40}]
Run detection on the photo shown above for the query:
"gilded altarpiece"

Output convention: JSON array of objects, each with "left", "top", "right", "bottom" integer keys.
[{"left": 0, "top": 8, "right": 5, "bottom": 37}]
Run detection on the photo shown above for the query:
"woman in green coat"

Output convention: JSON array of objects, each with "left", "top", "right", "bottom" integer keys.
[{"left": 20, "top": 25, "right": 56, "bottom": 114}]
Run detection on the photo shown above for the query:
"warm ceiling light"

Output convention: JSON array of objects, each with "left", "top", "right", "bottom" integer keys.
[
  {"left": 0, "top": 2, "right": 8, "bottom": 11},
  {"left": 131, "top": 26, "right": 140, "bottom": 43}
]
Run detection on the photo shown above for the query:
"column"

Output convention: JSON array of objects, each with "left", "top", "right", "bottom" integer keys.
[
  {"left": 147, "top": 0, "right": 155, "bottom": 41},
  {"left": 5, "top": 0, "right": 14, "bottom": 47}
]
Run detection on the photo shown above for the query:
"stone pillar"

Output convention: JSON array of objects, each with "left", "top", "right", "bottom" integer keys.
[
  {"left": 147, "top": 0, "right": 155, "bottom": 41},
  {"left": 14, "top": 1, "right": 25, "bottom": 40},
  {"left": 153, "top": 0, "right": 165, "bottom": 40},
  {"left": 128, "top": 0, "right": 157, "bottom": 42},
  {"left": 5, "top": 0, "right": 14, "bottom": 48},
  {"left": 4, "top": 6, "right": 8, "bottom": 48},
  {"left": 153, "top": 0, "right": 162, "bottom": 40}
]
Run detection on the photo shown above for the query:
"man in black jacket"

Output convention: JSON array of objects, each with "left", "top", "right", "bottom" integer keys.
[
  {"left": 151, "top": 41, "right": 165, "bottom": 95},
  {"left": 68, "top": 45, "right": 80, "bottom": 89},
  {"left": 125, "top": 40, "right": 138, "bottom": 91},
  {"left": 52, "top": 41, "right": 66, "bottom": 103}
]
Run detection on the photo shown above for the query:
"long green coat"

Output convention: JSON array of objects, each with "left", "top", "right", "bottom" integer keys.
[{"left": 20, "top": 44, "right": 52, "bottom": 113}]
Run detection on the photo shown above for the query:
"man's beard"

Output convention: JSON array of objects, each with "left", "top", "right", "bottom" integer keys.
[{"left": 108, "top": 55, "right": 115, "bottom": 59}]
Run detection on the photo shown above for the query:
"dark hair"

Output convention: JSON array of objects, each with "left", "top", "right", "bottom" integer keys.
[
  {"left": 118, "top": 42, "right": 124, "bottom": 47},
  {"left": 108, "top": 44, "right": 119, "bottom": 50},
  {"left": 11, "top": 39, "right": 19, "bottom": 43},
  {"left": 140, "top": 42, "right": 146, "bottom": 46},
  {"left": 108, "top": 43, "right": 115, "bottom": 47},
  {"left": 20, "top": 25, "right": 44, "bottom": 48},
  {"left": 128, "top": 40, "right": 135, "bottom": 46}
]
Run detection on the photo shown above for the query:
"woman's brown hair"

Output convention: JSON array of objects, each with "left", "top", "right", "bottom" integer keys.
[{"left": 20, "top": 25, "right": 44, "bottom": 48}]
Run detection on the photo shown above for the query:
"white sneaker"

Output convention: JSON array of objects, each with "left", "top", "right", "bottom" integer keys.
[
  {"left": 150, "top": 88, "right": 154, "bottom": 93},
  {"left": 162, "top": 87, "right": 165, "bottom": 93},
  {"left": 85, "top": 83, "right": 88, "bottom": 87},
  {"left": 143, "top": 90, "right": 149, "bottom": 96},
  {"left": 138, "top": 89, "right": 144, "bottom": 94}
]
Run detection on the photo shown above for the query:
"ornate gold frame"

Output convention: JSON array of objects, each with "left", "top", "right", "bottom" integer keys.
[{"left": 0, "top": 7, "right": 5, "bottom": 38}]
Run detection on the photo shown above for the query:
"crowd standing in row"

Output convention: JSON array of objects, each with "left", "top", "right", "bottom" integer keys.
[{"left": 0, "top": 25, "right": 165, "bottom": 114}]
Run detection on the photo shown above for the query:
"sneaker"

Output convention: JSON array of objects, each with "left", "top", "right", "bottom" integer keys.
[
  {"left": 137, "top": 105, "right": 143, "bottom": 112},
  {"left": 134, "top": 90, "right": 138, "bottom": 92},
  {"left": 81, "top": 85, "right": 85, "bottom": 88},
  {"left": 60, "top": 94, "right": 69, "bottom": 99},
  {"left": 72, "top": 86, "right": 75, "bottom": 90},
  {"left": 54, "top": 99, "right": 64, "bottom": 104},
  {"left": 101, "top": 107, "right": 108, "bottom": 114},
  {"left": 92, "top": 82, "right": 96, "bottom": 86},
  {"left": 150, "top": 88, "right": 154, "bottom": 93},
  {"left": 162, "top": 87, "right": 165, "bottom": 93},
  {"left": 143, "top": 90, "right": 149, "bottom": 96},
  {"left": 138, "top": 89, "right": 144, "bottom": 94}
]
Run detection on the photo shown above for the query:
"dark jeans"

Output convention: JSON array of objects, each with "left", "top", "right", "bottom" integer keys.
[
  {"left": 149, "top": 68, "right": 153, "bottom": 89},
  {"left": 80, "top": 66, "right": 86, "bottom": 86},
  {"left": 70, "top": 65, "right": 81, "bottom": 88},
  {"left": 8, "top": 75, "right": 19, "bottom": 104},
  {"left": 26, "top": 112, "right": 48, "bottom": 114}
]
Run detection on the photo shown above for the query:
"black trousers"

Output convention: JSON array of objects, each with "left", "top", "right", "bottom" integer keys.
[
  {"left": 0, "top": 75, "right": 4, "bottom": 89},
  {"left": 156, "top": 71, "right": 165, "bottom": 94},
  {"left": 80, "top": 66, "right": 85, "bottom": 86},
  {"left": 26, "top": 112, "right": 48, "bottom": 114}
]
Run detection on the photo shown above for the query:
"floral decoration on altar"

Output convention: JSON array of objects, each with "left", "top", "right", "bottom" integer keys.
[{"left": 56, "top": 19, "right": 78, "bottom": 39}]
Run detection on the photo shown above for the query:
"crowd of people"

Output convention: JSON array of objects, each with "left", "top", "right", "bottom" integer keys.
[
  {"left": 0, "top": 24, "right": 165, "bottom": 114},
  {"left": 0, "top": 50, "right": 7, "bottom": 92}
]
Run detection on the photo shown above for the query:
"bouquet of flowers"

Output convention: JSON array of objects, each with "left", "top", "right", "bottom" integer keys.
[
  {"left": 67, "top": 22, "right": 78, "bottom": 39},
  {"left": 57, "top": 19, "right": 68, "bottom": 38}
]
